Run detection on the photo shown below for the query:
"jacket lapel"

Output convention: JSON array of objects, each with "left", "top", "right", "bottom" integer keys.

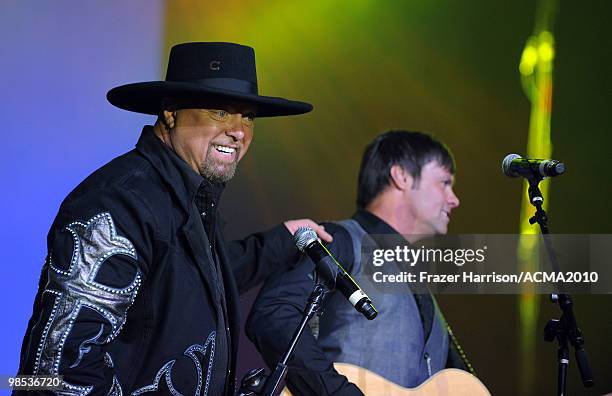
[
  {"left": 214, "top": 223, "right": 240, "bottom": 345},
  {"left": 136, "top": 127, "right": 221, "bottom": 307},
  {"left": 181, "top": 203, "right": 221, "bottom": 311}
]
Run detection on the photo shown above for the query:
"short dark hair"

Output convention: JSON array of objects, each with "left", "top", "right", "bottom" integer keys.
[{"left": 356, "top": 130, "right": 456, "bottom": 209}]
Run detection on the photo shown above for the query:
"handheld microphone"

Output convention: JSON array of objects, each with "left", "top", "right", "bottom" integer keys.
[
  {"left": 502, "top": 153, "right": 566, "bottom": 179},
  {"left": 294, "top": 227, "right": 377, "bottom": 320}
]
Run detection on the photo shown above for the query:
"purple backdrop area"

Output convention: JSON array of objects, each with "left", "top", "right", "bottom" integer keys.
[{"left": 0, "top": 0, "right": 164, "bottom": 380}]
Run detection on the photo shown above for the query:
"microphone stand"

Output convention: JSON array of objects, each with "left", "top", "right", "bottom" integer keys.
[
  {"left": 238, "top": 282, "right": 329, "bottom": 396},
  {"left": 525, "top": 176, "right": 594, "bottom": 395},
  {"left": 262, "top": 282, "right": 328, "bottom": 396}
]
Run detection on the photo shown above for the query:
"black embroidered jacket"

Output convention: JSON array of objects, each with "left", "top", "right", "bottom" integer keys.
[{"left": 17, "top": 127, "right": 298, "bottom": 395}]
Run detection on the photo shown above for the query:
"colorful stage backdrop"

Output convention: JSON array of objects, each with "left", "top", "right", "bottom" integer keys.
[{"left": 1, "top": 1, "right": 610, "bottom": 394}]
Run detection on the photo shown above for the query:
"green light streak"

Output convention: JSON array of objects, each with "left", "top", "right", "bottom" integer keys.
[{"left": 517, "top": 1, "right": 558, "bottom": 394}]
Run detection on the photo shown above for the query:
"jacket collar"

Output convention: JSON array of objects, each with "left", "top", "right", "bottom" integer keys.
[
  {"left": 135, "top": 126, "right": 225, "bottom": 212},
  {"left": 352, "top": 209, "right": 398, "bottom": 236},
  {"left": 352, "top": 209, "right": 410, "bottom": 251}
]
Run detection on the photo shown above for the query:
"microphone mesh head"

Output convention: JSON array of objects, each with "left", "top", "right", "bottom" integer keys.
[
  {"left": 553, "top": 161, "right": 566, "bottom": 176},
  {"left": 502, "top": 153, "right": 521, "bottom": 177},
  {"left": 294, "top": 227, "right": 319, "bottom": 252}
]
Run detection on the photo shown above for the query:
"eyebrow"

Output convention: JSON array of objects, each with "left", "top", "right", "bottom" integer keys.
[{"left": 439, "top": 174, "right": 455, "bottom": 183}]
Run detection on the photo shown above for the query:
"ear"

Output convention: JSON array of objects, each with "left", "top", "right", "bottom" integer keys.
[
  {"left": 162, "top": 109, "right": 176, "bottom": 130},
  {"left": 389, "top": 165, "right": 412, "bottom": 191}
]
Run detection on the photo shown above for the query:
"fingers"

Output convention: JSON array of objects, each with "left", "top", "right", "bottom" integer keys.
[
  {"left": 284, "top": 219, "right": 334, "bottom": 243},
  {"left": 313, "top": 224, "right": 333, "bottom": 243}
]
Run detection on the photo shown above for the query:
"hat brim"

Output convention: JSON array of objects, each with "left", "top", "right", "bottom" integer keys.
[{"left": 107, "top": 81, "right": 313, "bottom": 117}]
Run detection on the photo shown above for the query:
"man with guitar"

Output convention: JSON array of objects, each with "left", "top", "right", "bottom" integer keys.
[{"left": 247, "top": 131, "right": 477, "bottom": 395}]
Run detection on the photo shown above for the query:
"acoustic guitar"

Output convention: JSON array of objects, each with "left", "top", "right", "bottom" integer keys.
[{"left": 281, "top": 363, "right": 491, "bottom": 395}]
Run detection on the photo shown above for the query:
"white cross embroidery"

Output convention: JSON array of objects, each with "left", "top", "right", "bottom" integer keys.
[{"left": 33, "top": 212, "right": 141, "bottom": 395}]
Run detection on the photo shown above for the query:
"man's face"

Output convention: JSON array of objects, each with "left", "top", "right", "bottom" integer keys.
[
  {"left": 168, "top": 101, "right": 255, "bottom": 182},
  {"left": 404, "top": 161, "right": 460, "bottom": 236}
]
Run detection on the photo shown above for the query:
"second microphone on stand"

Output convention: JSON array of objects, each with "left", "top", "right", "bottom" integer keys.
[{"left": 502, "top": 153, "right": 565, "bottom": 179}]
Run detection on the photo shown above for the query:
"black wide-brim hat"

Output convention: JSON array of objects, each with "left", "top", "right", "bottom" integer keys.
[{"left": 107, "top": 42, "right": 312, "bottom": 117}]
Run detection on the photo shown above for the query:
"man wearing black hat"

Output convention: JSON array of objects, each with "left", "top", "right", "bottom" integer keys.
[{"left": 17, "top": 42, "right": 329, "bottom": 396}]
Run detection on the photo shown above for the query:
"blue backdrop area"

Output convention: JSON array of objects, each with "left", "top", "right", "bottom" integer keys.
[{"left": 0, "top": 0, "right": 164, "bottom": 380}]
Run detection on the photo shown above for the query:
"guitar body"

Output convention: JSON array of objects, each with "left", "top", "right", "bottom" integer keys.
[
  {"left": 334, "top": 363, "right": 491, "bottom": 395},
  {"left": 281, "top": 363, "right": 491, "bottom": 395}
]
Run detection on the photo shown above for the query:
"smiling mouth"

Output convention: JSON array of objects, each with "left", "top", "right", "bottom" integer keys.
[
  {"left": 214, "top": 144, "right": 237, "bottom": 155},
  {"left": 442, "top": 210, "right": 450, "bottom": 219}
]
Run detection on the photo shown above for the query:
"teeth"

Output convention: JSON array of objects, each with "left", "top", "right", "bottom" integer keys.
[{"left": 215, "top": 145, "right": 235, "bottom": 154}]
